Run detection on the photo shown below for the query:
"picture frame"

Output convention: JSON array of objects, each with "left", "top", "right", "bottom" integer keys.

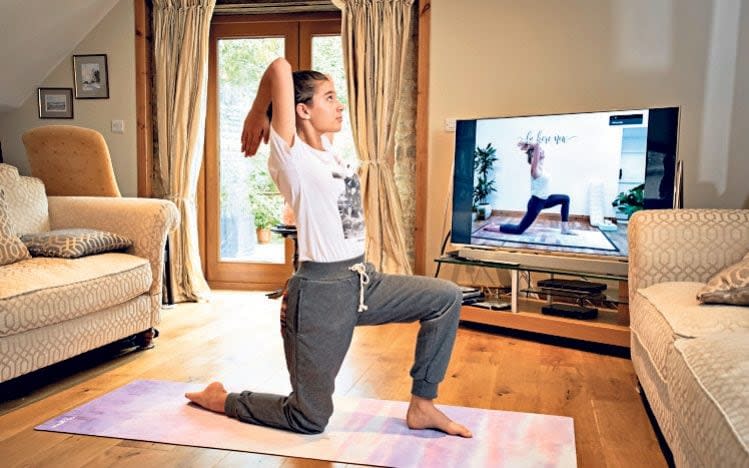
[
  {"left": 38, "top": 88, "right": 74, "bottom": 119},
  {"left": 73, "top": 54, "right": 109, "bottom": 99}
]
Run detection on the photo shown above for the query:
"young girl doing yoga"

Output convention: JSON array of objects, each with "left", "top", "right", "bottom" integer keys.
[{"left": 186, "top": 58, "right": 471, "bottom": 438}]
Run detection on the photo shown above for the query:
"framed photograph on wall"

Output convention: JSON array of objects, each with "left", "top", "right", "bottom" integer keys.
[
  {"left": 73, "top": 54, "right": 109, "bottom": 99},
  {"left": 38, "top": 88, "right": 74, "bottom": 119}
]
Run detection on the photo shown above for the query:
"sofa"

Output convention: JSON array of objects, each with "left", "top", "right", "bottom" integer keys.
[
  {"left": 0, "top": 163, "right": 179, "bottom": 383},
  {"left": 628, "top": 209, "right": 749, "bottom": 467}
]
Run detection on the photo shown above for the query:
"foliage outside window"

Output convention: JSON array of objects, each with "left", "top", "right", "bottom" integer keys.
[{"left": 248, "top": 168, "right": 282, "bottom": 229}]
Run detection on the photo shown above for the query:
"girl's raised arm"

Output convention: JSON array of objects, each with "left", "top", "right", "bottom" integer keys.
[
  {"left": 241, "top": 58, "right": 296, "bottom": 156},
  {"left": 530, "top": 145, "right": 543, "bottom": 179}
]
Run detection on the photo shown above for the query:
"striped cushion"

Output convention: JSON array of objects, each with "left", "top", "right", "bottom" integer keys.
[
  {"left": 21, "top": 228, "right": 132, "bottom": 258},
  {"left": 0, "top": 189, "right": 31, "bottom": 266}
]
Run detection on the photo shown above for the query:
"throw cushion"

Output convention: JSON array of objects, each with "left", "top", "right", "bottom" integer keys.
[
  {"left": 697, "top": 251, "right": 749, "bottom": 305},
  {"left": 0, "top": 189, "right": 32, "bottom": 266},
  {"left": 0, "top": 163, "right": 51, "bottom": 234},
  {"left": 21, "top": 228, "right": 132, "bottom": 259}
]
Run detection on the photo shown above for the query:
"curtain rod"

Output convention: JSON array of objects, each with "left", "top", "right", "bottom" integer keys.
[{"left": 214, "top": 1, "right": 338, "bottom": 15}]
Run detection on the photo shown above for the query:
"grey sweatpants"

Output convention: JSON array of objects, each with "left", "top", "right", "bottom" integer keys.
[{"left": 224, "top": 255, "right": 462, "bottom": 434}]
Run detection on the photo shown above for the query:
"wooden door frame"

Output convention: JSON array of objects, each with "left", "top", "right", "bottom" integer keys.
[
  {"left": 299, "top": 19, "right": 340, "bottom": 69},
  {"left": 204, "top": 20, "right": 299, "bottom": 290},
  {"left": 204, "top": 13, "right": 343, "bottom": 290},
  {"left": 134, "top": 5, "right": 430, "bottom": 277},
  {"left": 415, "top": 0, "right": 429, "bottom": 275},
  {"left": 135, "top": 0, "right": 153, "bottom": 198}
]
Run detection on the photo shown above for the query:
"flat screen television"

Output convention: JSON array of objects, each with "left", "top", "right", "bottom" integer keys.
[{"left": 451, "top": 107, "right": 680, "bottom": 277}]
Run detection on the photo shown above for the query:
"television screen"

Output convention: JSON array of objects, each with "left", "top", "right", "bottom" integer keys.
[{"left": 451, "top": 107, "right": 679, "bottom": 260}]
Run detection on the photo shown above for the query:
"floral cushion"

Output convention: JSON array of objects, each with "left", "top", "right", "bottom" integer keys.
[
  {"left": 21, "top": 228, "right": 132, "bottom": 259},
  {"left": 697, "top": 251, "right": 749, "bottom": 306},
  {"left": 0, "top": 189, "right": 31, "bottom": 266}
]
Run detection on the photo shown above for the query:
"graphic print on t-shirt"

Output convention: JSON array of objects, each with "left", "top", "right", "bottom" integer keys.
[{"left": 332, "top": 169, "right": 365, "bottom": 241}]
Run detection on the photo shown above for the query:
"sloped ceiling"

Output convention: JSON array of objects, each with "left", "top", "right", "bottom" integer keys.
[{"left": 0, "top": 0, "right": 119, "bottom": 113}]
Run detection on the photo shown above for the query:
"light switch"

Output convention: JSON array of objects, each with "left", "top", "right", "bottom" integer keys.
[
  {"left": 444, "top": 118, "right": 456, "bottom": 132},
  {"left": 111, "top": 120, "right": 124, "bottom": 134}
]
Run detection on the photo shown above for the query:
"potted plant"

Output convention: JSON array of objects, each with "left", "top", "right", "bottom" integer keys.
[
  {"left": 253, "top": 208, "right": 273, "bottom": 244},
  {"left": 612, "top": 183, "right": 645, "bottom": 220},
  {"left": 249, "top": 192, "right": 281, "bottom": 245},
  {"left": 473, "top": 142, "right": 498, "bottom": 220}
]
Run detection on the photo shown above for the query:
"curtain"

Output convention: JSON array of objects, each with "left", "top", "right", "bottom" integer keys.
[
  {"left": 340, "top": 0, "right": 415, "bottom": 275},
  {"left": 153, "top": 0, "right": 215, "bottom": 302}
]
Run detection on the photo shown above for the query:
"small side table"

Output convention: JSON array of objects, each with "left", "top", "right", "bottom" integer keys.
[
  {"left": 271, "top": 224, "right": 298, "bottom": 271},
  {"left": 266, "top": 225, "right": 298, "bottom": 299}
]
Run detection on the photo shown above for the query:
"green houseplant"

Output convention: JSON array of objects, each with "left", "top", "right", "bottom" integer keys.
[
  {"left": 249, "top": 191, "right": 281, "bottom": 244},
  {"left": 473, "top": 142, "right": 498, "bottom": 220},
  {"left": 612, "top": 183, "right": 645, "bottom": 219}
]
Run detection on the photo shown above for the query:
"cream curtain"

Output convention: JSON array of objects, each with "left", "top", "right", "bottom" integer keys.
[
  {"left": 153, "top": 0, "right": 215, "bottom": 301},
  {"left": 341, "top": 0, "right": 414, "bottom": 275}
]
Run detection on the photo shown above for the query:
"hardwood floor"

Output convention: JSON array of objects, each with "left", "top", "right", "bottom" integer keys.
[{"left": 0, "top": 291, "right": 667, "bottom": 467}]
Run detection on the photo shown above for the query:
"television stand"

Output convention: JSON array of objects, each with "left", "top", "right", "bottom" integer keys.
[{"left": 435, "top": 255, "right": 630, "bottom": 347}]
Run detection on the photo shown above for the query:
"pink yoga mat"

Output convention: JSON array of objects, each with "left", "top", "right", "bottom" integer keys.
[{"left": 36, "top": 380, "right": 576, "bottom": 467}]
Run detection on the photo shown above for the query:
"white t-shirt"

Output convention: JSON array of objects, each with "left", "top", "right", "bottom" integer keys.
[
  {"left": 530, "top": 158, "right": 550, "bottom": 199},
  {"left": 531, "top": 172, "right": 551, "bottom": 199},
  {"left": 267, "top": 126, "right": 365, "bottom": 263}
]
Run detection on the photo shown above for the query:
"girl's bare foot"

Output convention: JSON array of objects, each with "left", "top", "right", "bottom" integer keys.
[
  {"left": 406, "top": 395, "right": 473, "bottom": 437},
  {"left": 185, "top": 382, "right": 228, "bottom": 413}
]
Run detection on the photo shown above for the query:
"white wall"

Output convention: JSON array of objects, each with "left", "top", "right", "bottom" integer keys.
[
  {"left": 426, "top": 0, "right": 749, "bottom": 274},
  {"left": 0, "top": 0, "right": 137, "bottom": 196}
]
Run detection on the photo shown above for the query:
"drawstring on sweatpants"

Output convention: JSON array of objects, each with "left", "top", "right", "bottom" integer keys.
[{"left": 349, "top": 263, "right": 370, "bottom": 312}]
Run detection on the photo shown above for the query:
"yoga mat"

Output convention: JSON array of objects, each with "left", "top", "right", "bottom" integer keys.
[
  {"left": 36, "top": 380, "right": 576, "bottom": 468},
  {"left": 474, "top": 224, "right": 618, "bottom": 252}
]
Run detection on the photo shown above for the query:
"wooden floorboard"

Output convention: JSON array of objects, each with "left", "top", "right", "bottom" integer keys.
[{"left": 0, "top": 291, "right": 667, "bottom": 467}]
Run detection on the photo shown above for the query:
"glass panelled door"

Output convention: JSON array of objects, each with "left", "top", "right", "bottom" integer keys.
[
  {"left": 311, "top": 35, "right": 357, "bottom": 165},
  {"left": 205, "top": 16, "right": 347, "bottom": 290},
  {"left": 301, "top": 20, "right": 357, "bottom": 165},
  {"left": 205, "top": 21, "right": 299, "bottom": 289},
  {"left": 217, "top": 37, "right": 285, "bottom": 264}
]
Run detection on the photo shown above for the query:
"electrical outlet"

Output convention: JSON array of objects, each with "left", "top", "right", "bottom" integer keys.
[{"left": 111, "top": 120, "right": 124, "bottom": 134}]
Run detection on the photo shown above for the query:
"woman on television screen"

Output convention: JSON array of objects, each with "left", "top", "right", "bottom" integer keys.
[{"left": 497, "top": 142, "right": 573, "bottom": 235}]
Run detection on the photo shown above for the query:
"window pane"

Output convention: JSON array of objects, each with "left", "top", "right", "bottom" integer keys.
[
  {"left": 312, "top": 35, "right": 358, "bottom": 165},
  {"left": 218, "top": 37, "right": 285, "bottom": 263}
]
